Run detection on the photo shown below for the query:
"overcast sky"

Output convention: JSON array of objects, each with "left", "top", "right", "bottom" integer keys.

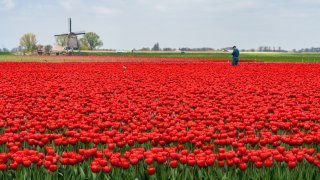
[{"left": 0, "top": 0, "right": 319, "bottom": 50}]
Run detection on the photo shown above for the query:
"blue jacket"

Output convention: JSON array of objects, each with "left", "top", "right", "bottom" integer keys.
[{"left": 232, "top": 49, "right": 239, "bottom": 58}]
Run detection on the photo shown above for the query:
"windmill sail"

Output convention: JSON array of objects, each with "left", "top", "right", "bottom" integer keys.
[
  {"left": 68, "top": 18, "right": 71, "bottom": 33},
  {"left": 73, "top": 31, "right": 86, "bottom": 35},
  {"left": 54, "top": 33, "right": 69, "bottom": 37}
]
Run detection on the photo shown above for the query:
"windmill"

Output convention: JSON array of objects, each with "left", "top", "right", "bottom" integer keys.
[{"left": 54, "top": 18, "right": 85, "bottom": 53}]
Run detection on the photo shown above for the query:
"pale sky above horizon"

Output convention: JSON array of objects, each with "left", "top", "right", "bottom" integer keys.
[{"left": 0, "top": 0, "right": 319, "bottom": 50}]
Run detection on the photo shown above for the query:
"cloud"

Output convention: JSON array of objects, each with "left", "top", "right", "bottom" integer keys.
[
  {"left": 58, "top": 0, "right": 82, "bottom": 11},
  {"left": 154, "top": 5, "right": 168, "bottom": 12},
  {"left": 92, "top": 6, "right": 123, "bottom": 15},
  {"left": 1, "top": 0, "right": 15, "bottom": 9},
  {"left": 298, "top": 0, "right": 320, "bottom": 5},
  {"left": 135, "top": 0, "right": 268, "bottom": 15},
  {"left": 203, "top": 0, "right": 260, "bottom": 13},
  {"left": 57, "top": 0, "right": 123, "bottom": 15}
]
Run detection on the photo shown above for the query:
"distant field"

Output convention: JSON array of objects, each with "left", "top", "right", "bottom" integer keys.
[
  {"left": 77, "top": 51, "right": 320, "bottom": 62},
  {"left": 0, "top": 52, "right": 319, "bottom": 63}
]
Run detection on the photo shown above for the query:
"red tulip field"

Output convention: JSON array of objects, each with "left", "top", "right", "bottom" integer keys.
[{"left": 0, "top": 62, "right": 319, "bottom": 179}]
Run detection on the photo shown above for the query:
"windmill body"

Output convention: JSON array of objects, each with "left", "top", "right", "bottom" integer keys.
[{"left": 54, "top": 18, "right": 85, "bottom": 53}]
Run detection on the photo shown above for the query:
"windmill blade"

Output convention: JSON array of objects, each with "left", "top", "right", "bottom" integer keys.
[
  {"left": 68, "top": 18, "right": 72, "bottom": 33},
  {"left": 73, "top": 31, "right": 86, "bottom": 35},
  {"left": 54, "top": 33, "right": 69, "bottom": 37}
]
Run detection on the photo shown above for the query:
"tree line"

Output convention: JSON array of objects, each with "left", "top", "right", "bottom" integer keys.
[
  {"left": 5, "top": 37, "right": 320, "bottom": 53},
  {"left": 136, "top": 43, "right": 215, "bottom": 52},
  {"left": 18, "top": 32, "right": 103, "bottom": 54}
]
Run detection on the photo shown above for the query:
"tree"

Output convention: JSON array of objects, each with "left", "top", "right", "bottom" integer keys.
[
  {"left": 19, "top": 33, "right": 37, "bottom": 53},
  {"left": 139, "top": 47, "right": 150, "bottom": 51},
  {"left": 179, "top": 47, "right": 191, "bottom": 51},
  {"left": 151, "top": 43, "right": 160, "bottom": 51},
  {"left": 55, "top": 36, "right": 68, "bottom": 47},
  {"left": 163, "top": 47, "right": 173, "bottom": 51},
  {"left": 11, "top": 47, "right": 22, "bottom": 53},
  {"left": 80, "top": 38, "right": 89, "bottom": 50},
  {"left": 80, "top": 32, "right": 103, "bottom": 50},
  {"left": 44, "top": 45, "right": 53, "bottom": 55}
]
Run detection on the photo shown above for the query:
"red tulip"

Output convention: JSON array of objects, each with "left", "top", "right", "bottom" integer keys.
[
  {"left": 265, "top": 159, "right": 273, "bottom": 168},
  {"left": 49, "top": 164, "right": 58, "bottom": 172},
  {"left": 147, "top": 166, "right": 156, "bottom": 175},
  {"left": 288, "top": 161, "right": 296, "bottom": 169},
  {"left": 90, "top": 164, "right": 101, "bottom": 173},
  {"left": 254, "top": 161, "right": 263, "bottom": 169},
  {"left": 218, "top": 160, "right": 224, "bottom": 167},
  {"left": 121, "top": 161, "right": 130, "bottom": 169},
  {"left": 238, "top": 162, "right": 247, "bottom": 171},
  {"left": 108, "top": 143, "right": 115, "bottom": 150},
  {"left": 22, "top": 160, "right": 32, "bottom": 167},
  {"left": 0, "top": 164, "right": 6, "bottom": 171},
  {"left": 103, "top": 166, "right": 112, "bottom": 173},
  {"left": 10, "top": 161, "right": 18, "bottom": 170},
  {"left": 170, "top": 160, "right": 178, "bottom": 168}
]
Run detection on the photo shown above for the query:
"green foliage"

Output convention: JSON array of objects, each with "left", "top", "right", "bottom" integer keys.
[
  {"left": 80, "top": 38, "right": 89, "bottom": 50},
  {"left": 80, "top": 32, "right": 103, "bottom": 50},
  {"left": 55, "top": 36, "right": 68, "bottom": 47},
  {"left": 45, "top": 45, "right": 53, "bottom": 55},
  {"left": 19, "top": 33, "right": 38, "bottom": 53},
  {"left": 0, "top": 52, "right": 11, "bottom": 55},
  {"left": 151, "top": 43, "right": 160, "bottom": 51}
]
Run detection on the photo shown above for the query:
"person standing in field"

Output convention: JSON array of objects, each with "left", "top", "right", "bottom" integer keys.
[{"left": 231, "top": 46, "right": 240, "bottom": 66}]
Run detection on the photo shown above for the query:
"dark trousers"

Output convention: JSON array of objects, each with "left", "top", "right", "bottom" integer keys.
[{"left": 232, "top": 57, "right": 239, "bottom": 66}]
